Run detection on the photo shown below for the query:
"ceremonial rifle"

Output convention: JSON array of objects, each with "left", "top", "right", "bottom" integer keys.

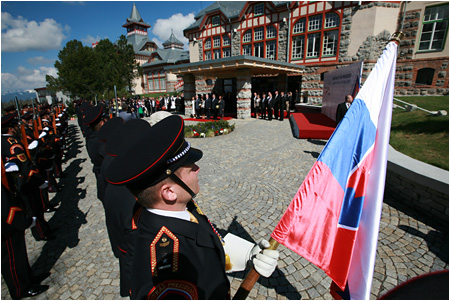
[
  {"left": 34, "top": 91, "right": 43, "bottom": 131},
  {"left": 13, "top": 97, "right": 32, "bottom": 160},
  {"left": 114, "top": 85, "right": 119, "bottom": 117},
  {"left": 31, "top": 97, "right": 39, "bottom": 139}
]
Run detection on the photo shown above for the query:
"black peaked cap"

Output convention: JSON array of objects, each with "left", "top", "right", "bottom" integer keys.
[
  {"left": 105, "top": 119, "right": 151, "bottom": 157},
  {"left": 83, "top": 105, "right": 103, "bottom": 125},
  {"left": 106, "top": 115, "right": 203, "bottom": 190},
  {"left": 2, "top": 113, "right": 17, "bottom": 127},
  {"left": 97, "top": 117, "right": 124, "bottom": 142}
]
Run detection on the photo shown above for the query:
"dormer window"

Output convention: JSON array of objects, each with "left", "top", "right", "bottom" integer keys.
[
  {"left": 212, "top": 16, "right": 220, "bottom": 27},
  {"left": 254, "top": 3, "right": 264, "bottom": 16}
]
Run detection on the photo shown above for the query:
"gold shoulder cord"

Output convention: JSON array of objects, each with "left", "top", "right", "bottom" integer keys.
[{"left": 190, "top": 200, "right": 233, "bottom": 271}]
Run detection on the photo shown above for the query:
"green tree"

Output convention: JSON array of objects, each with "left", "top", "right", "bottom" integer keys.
[{"left": 47, "top": 37, "right": 141, "bottom": 99}]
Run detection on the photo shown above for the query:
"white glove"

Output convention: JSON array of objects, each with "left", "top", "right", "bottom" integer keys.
[
  {"left": 39, "top": 131, "right": 47, "bottom": 139},
  {"left": 43, "top": 127, "right": 49, "bottom": 132},
  {"left": 28, "top": 140, "right": 39, "bottom": 150},
  {"left": 250, "top": 240, "right": 279, "bottom": 278},
  {"left": 30, "top": 217, "right": 37, "bottom": 228},
  {"left": 5, "top": 162, "right": 19, "bottom": 172},
  {"left": 38, "top": 181, "right": 48, "bottom": 189}
]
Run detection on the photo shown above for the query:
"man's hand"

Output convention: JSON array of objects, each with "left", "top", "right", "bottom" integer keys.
[{"left": 250, "top": 240, "right": 279, "bottom": 277}]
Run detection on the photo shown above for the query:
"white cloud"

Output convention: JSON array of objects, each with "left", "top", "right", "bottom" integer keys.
[
  {"left": 152, "top": 13, "right": 195, "bottom": 49},
  {"left": 26, "top": 56, "right": 55, "bottom": 65},
  {"left": 1, "top": 12, "right": 69, "bottom": 52},
  {"left": 81, "top": 34, "right": 104, "bottom": 46},
  {"left": 1, "top": 66, "right": 57, "bottom": 94}
]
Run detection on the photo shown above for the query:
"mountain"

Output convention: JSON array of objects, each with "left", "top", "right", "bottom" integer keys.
[{"left": 1, "top": 90, "right": 37, "bottom": 102}]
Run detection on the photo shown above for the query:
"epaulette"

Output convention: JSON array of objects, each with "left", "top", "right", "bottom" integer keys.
[{"left": 150, "top": 226, "right": 179, "bottom": 277}]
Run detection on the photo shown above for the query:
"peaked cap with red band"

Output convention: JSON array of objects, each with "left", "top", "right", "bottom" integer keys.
[
  {"left": 97, "top": 117, "right": 124, "bottom": 142},
  {"left": 83, "top": 105, "right": 104, "bottom": 125},
  {"left": 106, "top": 115, "right": 202, "bottom": 190}
]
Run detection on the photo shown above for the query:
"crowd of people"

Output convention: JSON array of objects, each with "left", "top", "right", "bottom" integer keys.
[
  {"left": 189, "top": 93, "right": 225, "bottom": 120},
  {"left": 2, "top": 102, "right": 69, "bottom": 299},
  {"left": 251, "top": 90, "right": 297, "bottom": 121}
]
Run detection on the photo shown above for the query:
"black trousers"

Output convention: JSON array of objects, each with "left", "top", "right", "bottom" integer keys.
[{"left": 2, "top": 231, "right": 33, "bottom": 299}]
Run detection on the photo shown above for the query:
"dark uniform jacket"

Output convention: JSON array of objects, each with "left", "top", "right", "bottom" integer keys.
[
  {"left": 130, "top": 203, "right": 230, "bottom": 299},
  {"left": 336, "top": 102, "right": 349, "bottom": 125}
]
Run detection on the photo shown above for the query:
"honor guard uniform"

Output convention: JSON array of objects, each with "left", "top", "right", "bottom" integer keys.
[
  {"left": 96, "top": 117, "right": 125, "bottom": 203},
  {"left": 2, "top": 114, "right": 55, "bottom": 241},
  {"left": 106, "top": 115, "right": 279, "bottom": 300},
  {"left": 102, "top": 119, "right": 150, "bottom": 297},
  {"left": 83, "top": 105, "right": 108, "bottom": 201}
]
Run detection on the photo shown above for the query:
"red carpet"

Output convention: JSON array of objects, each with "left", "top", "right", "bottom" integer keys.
[
  {"left": 289, "top": 113, "right": 336, "bottom": 139},
  {"left": 184, "top": 117, "right": 233, "bottom": 122}
]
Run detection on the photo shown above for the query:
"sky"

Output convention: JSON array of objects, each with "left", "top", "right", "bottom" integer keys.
[{"left": 1, "top": 1, "right": 214, "bottom": 95}]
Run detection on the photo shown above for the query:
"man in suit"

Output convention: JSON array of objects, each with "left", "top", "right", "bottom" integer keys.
[
  {"left": 279, "top": 91, "right": 286, "bottom": 121},
  {"left": 266, "top": 92, "right": 273, "bottom": 121},
  {"left": 205, "top": 94, "right": 212, "bottom": 120},
  {"left": 273, "top": 90, "right": 281, "bottom": 120},
  {"left": 336, "top": 95, "right": 354, "bottom": 125}
]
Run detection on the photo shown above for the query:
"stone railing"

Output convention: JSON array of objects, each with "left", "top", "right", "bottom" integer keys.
[{"left": 385, "top": 145, "right": 449, "bottom": 225}]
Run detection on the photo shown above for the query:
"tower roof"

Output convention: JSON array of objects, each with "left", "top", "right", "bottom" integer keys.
[
  {"left": 162, "top": 30, "right": 184, "bottom": 48},
  {"left": 123, "top": 3, "right": 150, "bottom": 28}
]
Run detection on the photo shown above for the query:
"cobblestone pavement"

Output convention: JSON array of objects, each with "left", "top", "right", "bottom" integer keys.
[{"left": 2, "top": 116, "right": 448, "bottom": 300}]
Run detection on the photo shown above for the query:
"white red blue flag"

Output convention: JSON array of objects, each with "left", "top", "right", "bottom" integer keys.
[{"left": 271, "top": 41, "right": 398, "bottom": 299}]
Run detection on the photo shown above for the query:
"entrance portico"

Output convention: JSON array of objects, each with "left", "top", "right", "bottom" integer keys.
[{"left": 165, "top": 55, "right": 304, "bottom": 119}]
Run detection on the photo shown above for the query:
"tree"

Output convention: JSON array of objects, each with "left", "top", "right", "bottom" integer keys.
[{"left": 47, "top": 37, "right": 141, "bottom": 99}]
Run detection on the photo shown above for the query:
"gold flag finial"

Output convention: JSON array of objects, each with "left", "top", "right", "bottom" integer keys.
[{"left": 390, "top": 32, "right": 404, "bottom": 44}]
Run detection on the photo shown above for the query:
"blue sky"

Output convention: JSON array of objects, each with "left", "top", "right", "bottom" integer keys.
[{"left": 1, "top": 1, "right": 214, "bottom": 94}]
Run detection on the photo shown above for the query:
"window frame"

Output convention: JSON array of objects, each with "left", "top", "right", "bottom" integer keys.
[
  {"left": 213, "top": 36, "right": 221, "bottom": 48},
  {"left": 204, "top": 38, "right": 211, "bottom": 49},
  {"left": 212, "top": 16, "right": 220, "bottom": 27},
  {"left": 418, "top": 4, "right": 449, "bottom": 52}
]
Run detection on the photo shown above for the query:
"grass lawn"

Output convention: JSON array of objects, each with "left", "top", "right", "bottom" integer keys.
[{"left": 390, "top": 96, "right": 449, "bottom": 170}]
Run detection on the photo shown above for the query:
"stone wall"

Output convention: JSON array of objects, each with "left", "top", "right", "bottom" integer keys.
[{"left": 385, "top": 146, "right": 449, "bottom": 226}]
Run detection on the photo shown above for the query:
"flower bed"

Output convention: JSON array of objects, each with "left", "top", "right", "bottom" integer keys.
[{"left": 185, "top": 120, "right": 235, "bottom": 138}]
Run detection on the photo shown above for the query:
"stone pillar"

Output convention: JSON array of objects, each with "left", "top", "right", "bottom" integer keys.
[
  {"left": 182, "top": 73, "right": 195, "bottom": 116},
  {"left": 236, "top": 68, "right": 252, "bottom": 119}
]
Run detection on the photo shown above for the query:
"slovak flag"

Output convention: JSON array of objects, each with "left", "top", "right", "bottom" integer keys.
[{"left": 271, "top": 41, "right": 398, "bottom": 300}]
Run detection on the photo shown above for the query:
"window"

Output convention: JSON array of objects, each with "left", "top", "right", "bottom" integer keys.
[
  {"left": 322, "top": 30, "right": 338, "bottom": 56},
  {"left": 204, "top": 38, "right": 211, "bottom": 49},
  {"left": 205, "top": 51, "right": 212, "bottom": 60},
  {"left": 419, "top": 4, "right": 448, "bottom": 51},
  {"left": 266, "top": 40, "right": 277, "bottom": 60},
  {"left": 148, "top": 78, "right": 154, "bottom": 91},
  {"left": 154, "top": 77, "right": 160, "bottom": 90},
  {"left": 243, "top": 30, "right": 252, "bottom": 43},
  {"left": 292, "top": 36, "right": 304, "bottom": 59},
  {"left": 415, "top": 68, "right": 435, "bottom": 85},
  {"left": 212, "top": 16, "right": 220, "bottom": 27},
  {"left": 254, "top": 42, "right": 264, "bottom": 57},
  {"left": 291, "top": 11, "right": 341, "bottom": 61},
  {"left": 254, "top": 27, "right": 264, "bottom": 41},
  {"left": 325, "top": 13, "right": 339, "bottom": 28},
  {"left": 307, "top": 33, "right": 321, "bottom": 57},
  {"left": 160, "top": 77, "right": 166, "bottom": 90},
  {"left": 243, "top": 44, "right": 252, "bottom": 55},
  {"left": 213, "top": 36, "right": 221, "bottom": 48},
  {"left": 214, "top": 49, "right": 221, "bottom": 59},
  {"left": 266, "top": 26, "right": 277, "bottom": 39},
  {"left": 308, "top": 15, "right": 322, "bottom": 31},
  {"left": 254, "top": 3, "right": 264, "bottom": 16},
  {"left": 223, "top": 35, "right": 230, "bottom": 46},
  {"left": 223, "top": 47, "right": 231, "bottom": 58},
  {"left": 293, "top": 18, "right": 305, "bottom": 34}
]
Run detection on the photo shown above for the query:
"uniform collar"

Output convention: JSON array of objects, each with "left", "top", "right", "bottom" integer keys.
[{"left": 147, "top": 208, "right": 190, "bottom": 222}]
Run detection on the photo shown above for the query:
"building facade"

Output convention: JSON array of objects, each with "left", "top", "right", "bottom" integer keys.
[
  {"left": 182, "top": 1, "right": 448, "bottom": 105},
  {"left": 124, "top": 3, "right": 189, "bottom": 95}
]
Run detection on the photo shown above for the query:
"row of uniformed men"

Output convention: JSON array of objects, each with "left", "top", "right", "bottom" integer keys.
[
  {"left": 1, "top": 103, "right": 69, "bottom": 299},
  {"left": 76, "top": 100, "right": 280, "bottom": 299}
]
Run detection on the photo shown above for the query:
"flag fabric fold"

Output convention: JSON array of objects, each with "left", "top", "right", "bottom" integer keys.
[{"left": 271, "top": 41, "right": 398, "bottom": 300}]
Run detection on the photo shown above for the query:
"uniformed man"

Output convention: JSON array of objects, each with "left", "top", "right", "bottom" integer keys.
[
  {"left": 83, "top": 105, "right": 109, "bottom": 201},
  {"left": 106, "top": 115, "right": 279, "bottom": 299}
]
